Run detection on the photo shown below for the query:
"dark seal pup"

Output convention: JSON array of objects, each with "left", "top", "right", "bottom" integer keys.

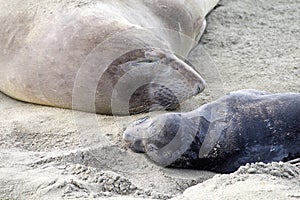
[{"left": 123, "top": 90, "right": 300, "bottom": 173}]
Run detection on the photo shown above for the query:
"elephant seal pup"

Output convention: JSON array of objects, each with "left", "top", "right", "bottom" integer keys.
[
  {"left": 0, "top": 0, "right": 219, "bottom": 115},
  {"left": 124, "top": 90, "right": 300, "bottom": 173}
]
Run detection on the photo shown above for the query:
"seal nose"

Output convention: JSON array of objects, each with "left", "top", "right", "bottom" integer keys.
[
  {"left": 123, "top": 130, "right": 146, "bottom": 153},
  {"left": 190, "top": 74, "right": 206, "bottom": 96},
  {"left": 195, "top": 79, "right": 206, "bottom": 94},
  {"left": 123, "top": 131, "right": 132, "bottom": 142},
  {"left": 172, "top": 56, "right": 206, "bottom": 96},
  {"left": 130, "top": 139, "right": 146, "bottom": 153}
]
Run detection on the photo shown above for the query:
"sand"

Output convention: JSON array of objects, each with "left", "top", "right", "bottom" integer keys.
[{"left": 0, "top": 0, "right": 299, "bottom": 199}]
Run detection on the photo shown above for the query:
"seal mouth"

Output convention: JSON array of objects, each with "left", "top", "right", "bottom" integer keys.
[
  {"left": 192, "top": 80, "right": 206, "bottom": 96},
  {"left": 126, "top": 48, "right": 206, "bottom": 114},
  {"left": 123, "top": 127, "right": 146, "bottom": 153},
  {"left": 129, "top": 83, "right": 181, "bottom": 114},
  {"left": 196, "top": 85, "right": 204, "bottom": 94},
  {"left": 123, "top": 131, "right": 146, "bottom": 153},
  {"left": 172, "top": 55, "right": 206, "bottom": 96},
  {"left": 128, "top": 140, "right": 146, "bottom": 153},
  {"left": 191, "top": 71, "right": 206, "bottom": 95}
]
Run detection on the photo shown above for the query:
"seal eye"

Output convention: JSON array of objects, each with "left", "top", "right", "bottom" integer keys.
[
  {"left": 135, "top": 116, "right": 150, "bottom": 125},
  {"left": 147, "top": 144, "right": 158, "bottom": 152}
]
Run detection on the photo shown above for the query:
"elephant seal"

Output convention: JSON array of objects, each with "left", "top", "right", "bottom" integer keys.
[
  {"left": 0, "top": 0, "right": 219, "bottom": 115},
  {"left": 123, "top": 90, "right": 300, "bottom": 173}
]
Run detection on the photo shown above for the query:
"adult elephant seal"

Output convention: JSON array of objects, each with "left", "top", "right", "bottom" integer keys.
[
  {"left": 124, "top": 90, "right": 300, "bottom": 173},
  {"left": 0, "top": 0, "right": 219, "bottom": 115}
]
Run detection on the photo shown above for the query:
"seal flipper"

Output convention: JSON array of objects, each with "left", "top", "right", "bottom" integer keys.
[
  {"left": 288, "top": 158, "right": 300, "bottom": 167},
  {"left": 215, "top": 144, "right": 293, "bottom": 173}
]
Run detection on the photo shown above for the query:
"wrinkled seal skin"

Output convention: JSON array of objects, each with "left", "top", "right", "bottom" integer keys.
[
  {"left": 124, "top": 90, "right": 300, "bottom": 173},
  {"left": 0, "top": 0, "right": 219, "bottom": 115}
]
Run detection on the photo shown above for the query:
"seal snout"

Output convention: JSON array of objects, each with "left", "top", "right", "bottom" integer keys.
[
  {"left": 195, "top": 81, "right": 206, "bottom": 94},
  {"left": 123, "top": 119, "right": 149, "bottom": 153},
  {"left": 172, "top": 57, "right": 206, "bottom": 96},
  {"left": 129, "top": 139, "right": 147, "bottom": 153},
  {"left": 123, "top": 130, "right": 133, "bottom": 142},
  {"left": 123, "top": 131, "right": 146, "bottom": 153},
  {"left": 192, "top": 71, "right": 206, "bottom": 95}
]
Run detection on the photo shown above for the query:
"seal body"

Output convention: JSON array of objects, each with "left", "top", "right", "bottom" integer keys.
[
  {"left": 124, "top": 90, "right": 300, "bottom": 173},
  {"left": 0, "top": 0, "right": 219, "bottom": 115}
]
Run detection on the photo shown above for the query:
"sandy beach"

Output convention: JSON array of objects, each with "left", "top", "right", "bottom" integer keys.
[{"left": 0, "top": 0, "right": 299, "bottom": 199}]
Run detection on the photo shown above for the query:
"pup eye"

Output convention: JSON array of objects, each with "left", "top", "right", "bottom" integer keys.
[
  {"left": 147, "top": 144, "right": 158, "bottom": 152},
  {"left": 135, "top": 116, "right": 150, "bottom": 125}
]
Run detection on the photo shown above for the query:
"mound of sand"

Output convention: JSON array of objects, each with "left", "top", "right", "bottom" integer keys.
[{"left": 174, "top": 162, "right": 300, "bottom": 200}]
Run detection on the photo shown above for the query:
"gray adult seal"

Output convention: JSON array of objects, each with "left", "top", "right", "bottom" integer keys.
[
  {"left": 0, "top": 0, "right": 219, "bottom": 115},
  {"left": 124, "top": 90, "right": 300, "bottom": 173}
]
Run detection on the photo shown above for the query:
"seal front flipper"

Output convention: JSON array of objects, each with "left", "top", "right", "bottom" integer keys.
[{"left": 287, "top": 158, "right": 300, "bottom": 167}]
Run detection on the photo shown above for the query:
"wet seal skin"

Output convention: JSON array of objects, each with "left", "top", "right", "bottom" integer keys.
[
  {"left": 124, "top": 89, "right": 300, "bottom": 173},
  {"left": 0, "top": 0, "right": 219, "bottom": 115}
]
